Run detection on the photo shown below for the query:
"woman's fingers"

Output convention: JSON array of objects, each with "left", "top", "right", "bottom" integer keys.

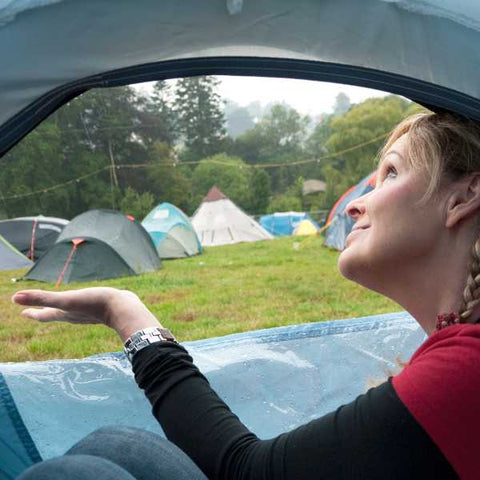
[
  {"left": 20, "top": 307, "right": 67, "bottom": 322},
  {"left": 13, "top": 289, "right": 79, "bottom": 310}
]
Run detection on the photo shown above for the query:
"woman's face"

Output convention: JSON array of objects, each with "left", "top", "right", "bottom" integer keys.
[{"left": 338, "top": 134, "right": 447, "bottom": 293}]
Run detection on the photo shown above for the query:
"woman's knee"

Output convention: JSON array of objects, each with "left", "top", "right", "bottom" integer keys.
[
  {"left": 16, "top": 454, "right": 135, "bottom": 480},
  {"left": 67, "top": 426, "right": 208, "bottom": 480}
]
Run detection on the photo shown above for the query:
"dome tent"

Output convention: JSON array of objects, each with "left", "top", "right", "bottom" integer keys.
[
  {"left": 0, "top": 234, "right": 33, "bottom": 270},
  {"left": 191, "top": 186, "right": 273, "bottom": 247},
  {"left": 0, "top": 216, "right": 69, "bottom": 260},
  {"left": 324, "top": 172, "right": 377, "bottom": 251},
  {"left": 25, "top": 210, "right": 161, "bottom": 284},
  {"left": 142, "top": 203, "right": 202, "bottom": 259},
  {"left": 293, "top": 219, "right": 319, "bottom": 236},
  {"left": 260, "top": 212, "right": 320, "bottom": 237}
]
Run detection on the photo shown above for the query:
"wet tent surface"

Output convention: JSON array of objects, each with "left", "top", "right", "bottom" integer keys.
[{"left": 0, "top": 312, "right": 424, "bottom": 468}]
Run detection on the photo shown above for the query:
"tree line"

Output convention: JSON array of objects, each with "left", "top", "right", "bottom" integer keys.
[{"left": 0, "top": 77, "right": 424, "bottom": 221}]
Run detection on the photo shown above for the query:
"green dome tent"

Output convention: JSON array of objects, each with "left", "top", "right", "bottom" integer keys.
[
  {"left": 25, "top": 210, "right": 161, "bottom": 284},
  {"left": 0, "top": 235, "right": 33, "bottom": 271},
  {"left": 142, "top": 203, "right": 202, "bottom": 259}
]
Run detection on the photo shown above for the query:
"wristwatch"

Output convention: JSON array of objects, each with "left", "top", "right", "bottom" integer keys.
[{"left": 124, "top": 326, "right": 177, "bottom": 363}]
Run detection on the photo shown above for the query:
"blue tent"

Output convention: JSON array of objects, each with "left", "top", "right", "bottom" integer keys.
[
  {"left": 0, "top": 312, "right": 423, "bottom": 479},
  {"left": 142, "top": 203, "right": 202, "bottom": 259},
  {"left": 260, "top": 212, "right": 320, "bottom": 237},
  {"left": 324, "top": 172, "right": 377, "bottom": 251}
]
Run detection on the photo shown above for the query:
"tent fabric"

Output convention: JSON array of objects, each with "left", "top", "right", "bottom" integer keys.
[
  {"left": 0, "top": 311, "right": 424, "bottom": 478},
  {"left": 293, "top": 219, "right": 318, "bottom": 236},
  {"left": 191, "top": 186, "right": 273, "bottom": 247},
  {"left": 1, "top": 0, "right": 480, "bottom": 157},
  {"left": 325, "top": 172, "right": 377, "bottom": 250},
  {"left": 142, "top": 203, "right": 202, "bottom": 258},
  {"left": 0, "top": 235, "right": 33, "bottom": 271},
  {"left": 0, "top": 216, "right": 68, "bottom": 260},
  {"left": 260, "top": 212, "right": 320, "bottom": 237},
  {"left": 25, "top": 210, "right": 160, "bottom": 284}
]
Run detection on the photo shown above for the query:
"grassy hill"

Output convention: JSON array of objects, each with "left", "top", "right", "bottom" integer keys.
[{"left": 0, "top": 236, "right": 400, "bottom": 362}]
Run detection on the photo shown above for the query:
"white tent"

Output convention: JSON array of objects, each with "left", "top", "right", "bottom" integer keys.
[{"left": 192, "top": 186, "right": 273, "bottom": 247}]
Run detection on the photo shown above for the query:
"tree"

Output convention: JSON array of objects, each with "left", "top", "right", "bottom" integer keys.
[
  {"left": 333, "top": 92, "right": 351, "bottom": 116},
  {"left": 119, "top": 187, "right": 154, "bottom": 219},
  {"left": 224, "top": 100, "right": 255, "bottom": 138},
  {"left": 249, "top": 168, "right": 271, "bottom": 214},
  {"left": 174, "top": 76, "right": 227, "bottom": 161},
  {"left": 192, "top": 154, "right": 252, "bottom": 210}
]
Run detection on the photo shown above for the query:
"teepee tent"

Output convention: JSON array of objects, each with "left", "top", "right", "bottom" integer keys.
[
  {"left": 192, "top": 186, "right": 273, "bottom": 247},
  {"left": 325, "top": 172, "right": 377, "bottom": 250},
  {"left": 142, "top": 203, "right": 202, "bottom": 258},
  {"left": 0, "top": 235, "right": 33, "bottom": 271},
  {"left": 0, "top": 216, "right": 69, "bottom": 260},
  {"left": 25, "top": 210, "right": 161, "bottom": 284}
]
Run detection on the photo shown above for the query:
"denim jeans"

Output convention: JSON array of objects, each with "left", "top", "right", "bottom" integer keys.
[{"left": 16, "top": 426, "right": 208, "bottom": 480}]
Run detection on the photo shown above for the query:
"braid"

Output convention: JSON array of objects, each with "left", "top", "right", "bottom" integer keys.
[{"left": 459, "top": 237, "right": 480, "bottom": 322}]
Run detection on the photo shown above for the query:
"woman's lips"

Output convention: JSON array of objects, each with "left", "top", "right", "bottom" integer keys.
[{"left": 345, "top": 226, "right": 369, "bottom": 246}]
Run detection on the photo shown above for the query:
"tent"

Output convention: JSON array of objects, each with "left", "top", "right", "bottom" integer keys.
[
  {"left": 0, "top": 235, "right": 33, "bottom": 271},
  {"left": 324, "top": 172, "right": 377, "bottom": 250},
  {"left": 1, "top": 0, "right": 480, "bottom": 159},
  {"left": 142, "top": 203, "right": 202, "bottom": 258},
  {"left": 293, "top": 219, "right": 318, "bottom": 236},
  {"left": 191, "top": 186, "right": 273, "bottom": 247},
  {"left": 0, "top": 311, "right": 425, "bottom": 478},
  {"left": 260, "top": 212, "right": 320, "bottom": 237},
  {"left": 0, "top": 216, "right": 69, "bottom": 260},
  {"left": 25, "top": 210, "right": 161, "bottom": 284}
]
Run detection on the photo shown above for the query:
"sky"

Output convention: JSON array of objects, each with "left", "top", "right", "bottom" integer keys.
[{"left": 135, "top": 76, "right": 390, "bottom": 117}]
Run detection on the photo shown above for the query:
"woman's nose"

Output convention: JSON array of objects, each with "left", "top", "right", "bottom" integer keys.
[{"left": 345, "top": 199, "right": 365, "bottom": 220}]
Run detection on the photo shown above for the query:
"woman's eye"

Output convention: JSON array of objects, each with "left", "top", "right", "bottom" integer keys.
[{"left": 385, "top": 166, "right": 397, "bottom": 180}]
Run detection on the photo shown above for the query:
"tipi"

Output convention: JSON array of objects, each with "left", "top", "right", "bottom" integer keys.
[{"left": 191, "top": 186, "right": 273, "bottom": 247}]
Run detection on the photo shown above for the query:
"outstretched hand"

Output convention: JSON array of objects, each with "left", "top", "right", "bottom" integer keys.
[{"left": 12, "top": 287, "right": 163, "bottom": 341}]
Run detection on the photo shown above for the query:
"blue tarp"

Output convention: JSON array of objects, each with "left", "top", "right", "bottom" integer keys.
[
  {"left": 260, "top": 212, "right": 320, "bottom": 237},
  {"left": 0, "top": 311, "right": 424, "bottom": 479}
]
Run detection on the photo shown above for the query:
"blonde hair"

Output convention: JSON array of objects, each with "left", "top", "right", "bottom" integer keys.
[{"left": 382, "top": 112, "right": 480, "bottom": 322}]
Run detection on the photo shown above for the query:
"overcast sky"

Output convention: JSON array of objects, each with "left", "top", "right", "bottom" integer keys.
[{"left": 136, "top": 75, "right": 390, "bottom": 117}]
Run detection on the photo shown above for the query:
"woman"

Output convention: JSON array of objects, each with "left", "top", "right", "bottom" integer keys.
[{"left": 12, "top": 112, "right": 480, "bottom": 479}]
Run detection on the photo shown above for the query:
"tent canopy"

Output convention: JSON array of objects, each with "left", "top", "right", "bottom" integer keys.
[
  {"left": 142, "top": 203, "right": 202, "bottom": 258},
  {"left": 192, "top": 186, "right": 273, "bottom": 247},
  {"left": 325, "top": 172, "right": 377, "bottom": 250},
  {"left": 1, "top": 0, "right": 480, "bottom": 157}
]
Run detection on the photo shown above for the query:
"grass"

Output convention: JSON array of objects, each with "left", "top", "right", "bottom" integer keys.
[{"left": 0, "top": 236, "right": 400, "bottom": 362}]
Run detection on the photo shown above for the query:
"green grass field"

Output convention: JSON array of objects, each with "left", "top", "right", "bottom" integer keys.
[{"left": 0, "top": 236, "right": 400, "bottom": 362}]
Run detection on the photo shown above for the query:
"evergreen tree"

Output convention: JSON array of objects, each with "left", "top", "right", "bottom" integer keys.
[
  {"left": 249, "top": 168, "right": 271, "bottom": 214},
  {"left": 174, "top": 76, "right": 226, "bottom": 161}
]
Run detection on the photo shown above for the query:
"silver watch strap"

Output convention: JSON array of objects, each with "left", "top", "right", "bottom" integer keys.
[{"left": 124, "top": 326, "right": 177, "bottom": 363}]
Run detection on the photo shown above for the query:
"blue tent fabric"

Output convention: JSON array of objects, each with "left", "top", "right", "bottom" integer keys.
[
  {"left": 260, "top": 212, "right": 320, "bottom": 237},
  {"left": 142, "top": 203, "right": 202, "bottom": 258},
  {"left": 0, "top": 373, "right": 41, "bottom": 480},
  {"left": 324, "top": 172, "right": 376, "bottom": 250},
  {"left": 0, "top": 312, "right": 424, "bottom": 478}
]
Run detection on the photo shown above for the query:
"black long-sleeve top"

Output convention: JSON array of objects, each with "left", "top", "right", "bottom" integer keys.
[{"left": 132, "top": 337, "right": 461, "bottom": 480}]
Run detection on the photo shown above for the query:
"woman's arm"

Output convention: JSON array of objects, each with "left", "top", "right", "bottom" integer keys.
[{"left": 13, "top": 288, "right": 458, "bottom": 480}]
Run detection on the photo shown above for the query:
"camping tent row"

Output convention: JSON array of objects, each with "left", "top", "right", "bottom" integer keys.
[
  {"left": 260, "top": 212, "right": 320, "bottom": 237},
  {"left": 324, "top": 172, "right": 377, "bottom": 250}
]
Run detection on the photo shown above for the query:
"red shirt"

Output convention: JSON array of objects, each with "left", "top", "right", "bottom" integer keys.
[{"left": 393, "top": 324, "right": 480, "bottom": 480}]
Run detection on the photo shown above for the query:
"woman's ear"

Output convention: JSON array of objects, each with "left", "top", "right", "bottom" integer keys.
[{"left": 446, "top": 174, "right": 480, "bottom": 228}]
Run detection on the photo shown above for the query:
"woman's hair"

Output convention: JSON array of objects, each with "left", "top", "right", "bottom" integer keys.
[{"left": 382, "top": 112, "right": 480, "bottom": 322}]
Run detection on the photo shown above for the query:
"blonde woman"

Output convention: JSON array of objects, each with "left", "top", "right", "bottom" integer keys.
[{"left": 13, "top": 112, "right": 480, "bottom": 479}]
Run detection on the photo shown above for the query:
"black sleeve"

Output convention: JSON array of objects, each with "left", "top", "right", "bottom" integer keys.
[{"left": 132, "top": 342, "right": 458, "bottom": 480}]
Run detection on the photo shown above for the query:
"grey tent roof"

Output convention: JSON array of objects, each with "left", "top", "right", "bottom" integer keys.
[
  {"left": 1, "top": 0, "right": 480, "bottom": 156},
  {"left": 56, "top": 209, "right": 161, "bottom": 274}
]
